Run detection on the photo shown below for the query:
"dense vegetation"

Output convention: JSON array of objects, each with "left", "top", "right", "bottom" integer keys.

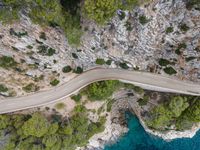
[
  {"left": 165, "top": 26, "right": 174, "bottom": 33},
  {"left": 84, "top": 0, "right": 143, "bottom": 24},
  {"left": 0, "top": 105, "right": 105, "bottom": 150},
  {"left": 0, "top": 56, "right": 17, "bottom": 69},
  {"left": 81, "top": 80, "right": 144, "bottom": 101},
  {"left": 146, "top": 96, "right": 200, "bottom": 131},
  {"left": 95, "top": 58, "right": 106, "bottom": 65},
  {"left": 62, "top": 66, "right": 72, "bottom": 73},
  {"left": 83, "top": 80, "right": 121, "bottom": 100},
  {"left": 1, "top": 0, "right": 82, "bottom": 45},
  {"left": 71, "top": 94, "right": 82, "bottom": 103},
  {"left": 22, "top": 83, "right": 40, "bottom": 93},
  {"left": 139, "top": 15, "right": 149, "bottom": 25},
  {"left": 37, "top": 45, "right": 56, "bottom": 56},
  {"left": 0, "top": 84, "right": 8, "bottom": 93},
  {"left": 163, "top": 66, "right": 177, "bottom": 75},
  {"left": 73, "top": 66, "right": 83, "bottom": 74},
  {"left": 0, "top": 0, "right": 149, "bottom": 45},
  {"left": 50, "top": 79, "right": 60, "bottom": 86},
  {"left": 185, "top": 0, "right": 200, "bottom": 10}
]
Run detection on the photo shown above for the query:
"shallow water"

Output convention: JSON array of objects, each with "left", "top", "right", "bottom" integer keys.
[{"left": 104, "top": 113, "right": 200, "bottom": 150}]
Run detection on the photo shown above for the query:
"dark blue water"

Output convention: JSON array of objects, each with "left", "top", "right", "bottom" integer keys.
[{"left": 104, "top": 113, "right": 200, "bottom": 150}]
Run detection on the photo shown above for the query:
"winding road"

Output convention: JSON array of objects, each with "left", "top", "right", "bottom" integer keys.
[{"left": 1, "top": 68, "right": 200, "bottom": 114}]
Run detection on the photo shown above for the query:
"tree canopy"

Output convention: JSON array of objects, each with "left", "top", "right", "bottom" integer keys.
[
  {"left": 1, "top": 0, "right": 82, "bottom": 45},
  {"left": 0, "top": 0, "right": 152, "bottom": 46},
  {"left": 83, "top": 0, "right": 140, "bottom": 24},
  {"left": 21, "top": 113, "right": 50, "bottom": 137},
  {"left": 85, "top": 80, "right": 120, "bottom": 100},
  {"left": 0, "top": 105, "right": 106, "bottom": 150},
  {"left": 84, "top": 0, "right": 121, "bottom": 24},
  {"left": 184, "top": 99, "right": 200, "bottom": 122},
  {"left": 146, "top": 96, "right": 200, "bottom": 131}
]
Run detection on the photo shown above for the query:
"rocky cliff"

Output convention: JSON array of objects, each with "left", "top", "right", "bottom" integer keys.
[{"left": 0, "top": 0, "right": 199, "bottom": 97}]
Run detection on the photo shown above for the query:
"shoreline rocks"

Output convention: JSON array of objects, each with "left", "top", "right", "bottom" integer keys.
[
  {"left": 78, "top": 98, "right": 130, "bottom": 150},
  {"left": 129, "top": 95, "right": 200, "bottom": 141},
  {"left": 83, "top": 93, "right": 200, "bottom": 150}
]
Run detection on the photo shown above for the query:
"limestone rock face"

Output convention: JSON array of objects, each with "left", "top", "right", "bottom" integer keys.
[
  {"left": 0, "top": 0, "right": 200, "bottom": 97},
  {"left": 81, "top": 0, "right": 200, "bottom": 79}
]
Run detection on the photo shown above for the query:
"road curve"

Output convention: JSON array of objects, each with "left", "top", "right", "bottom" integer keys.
[{"left": 0, "top": 68, "right": 200, "bottom": 114}]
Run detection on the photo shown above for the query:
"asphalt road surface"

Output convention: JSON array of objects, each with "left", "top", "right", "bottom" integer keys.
[{"left": 0, "top": 68, "right": 200, "bottom": 114}]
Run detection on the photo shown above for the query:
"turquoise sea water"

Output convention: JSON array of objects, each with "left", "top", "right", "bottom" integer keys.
[{"left": 104, "top": 113, "right": 200, "bottom": 150}]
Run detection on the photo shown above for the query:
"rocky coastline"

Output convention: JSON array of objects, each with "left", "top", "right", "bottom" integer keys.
[
  {"left": 82, "top": 92, "right": 200, "bottom": 150},
  {"left": 78, "top": 98, "right": 130, "bottom": 150},
  {"left": 128, "top": 94, "right": 200, "bottom": 141}
]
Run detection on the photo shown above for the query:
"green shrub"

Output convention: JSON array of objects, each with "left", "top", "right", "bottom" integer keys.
[
  {"left": 47, "top": 48, "right": 56, "bottom": 56},
  {"left": 72, "top": 53, "right": 78, "bottom": 59},
  {"left": 125, "top": 21, "right": 133, "bottom": 31},
  {"left": 10, "top": 28, "right": 28, "bottom": 38},
  {"left": 11, "top": 46, "right": 19, "bottom": 52},
  {"left": 139, "top": 15, "right": 149, "bottom": 25},
  {"left": 39, "top": 32, "right": 47, "bottom": 40},
  {"left": 163, "top": 66, "right": 177, "bottom": 75},
  {"left": 26, "top": 45, "right": 33, "bottom": 49},
  {"left": 133, "top": 86, "right": 144, "bottom": 94},
  {"left": 53, "top": 60, "right": 57, "bottom": 64},
  {"left": 195, "top": 47, "right": 200, "bottom": 52},
  {"left": 62, "top": 66, "right": 72, "bottom": 73},
  {"left": 178, "top": 43, "right": 187, "bottom": 49},
  {"left": 95, "top": 58, "right": 105, "bottom": 65},
  {"left": 165, "top": 27, "right": 174, "bottom": 33},
  {"left": 71, "top": 94, "right": 82, "bottom": 103},
  {"left": 119, "top": 62, "right": 129, "bottom": 69},
  {"left": 38, "top": 45, "right": 56, "bottom": 56},
  {"left": 175, "top": 43, "right": 187, "bottom": 55},
  {"left": 36, "top": 39, "right": 43, "bottom": 44},
  {"left": 118, "top": 11, "right": 126, "bottom": 20},
  {"left": 38, "top": 45, "right": 48, "bottom": 54},
  {"left": 0, "top": 56, "right": 17, "bottom": 69},
  {"left": 106, "top": 99, "right": 114, "bottom": 112},
  {"left": 185, "top": 0, "right": 200, "bottom": 10},
  {"left": 85, "top": 80, "right": 120, "bottom": 101},
  {"left": 50, "top": 79, "right": 60, "bottom": 86},
  {"left": 22, "top": 83, "right": 40, "bottom": 93},
  {"left": 175, "top": 49, "right": 181, "bottom": 55},
  {"left": 73, "top": 66, "right": 83, "bottom": 74},
  {"left": 106, "top": 60, "right": 112, "bottom": 65},
  {"left": 34, "top": 75, "right": 44, "bottom": 82},
  {"left": 158, "top": 59, "right": 171, "bottom": 66},
  {"left": 74, "top": 105, "right": 87, "bottom": 114},
  {"left": 185, "top": 57, "right": 196, "bottom": 62},
  {"left": 179, "top": 24, "right": 189, "bottom": 32},
  {"left": 0, "top": 84, "right": 8, "bottom": 93}
]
